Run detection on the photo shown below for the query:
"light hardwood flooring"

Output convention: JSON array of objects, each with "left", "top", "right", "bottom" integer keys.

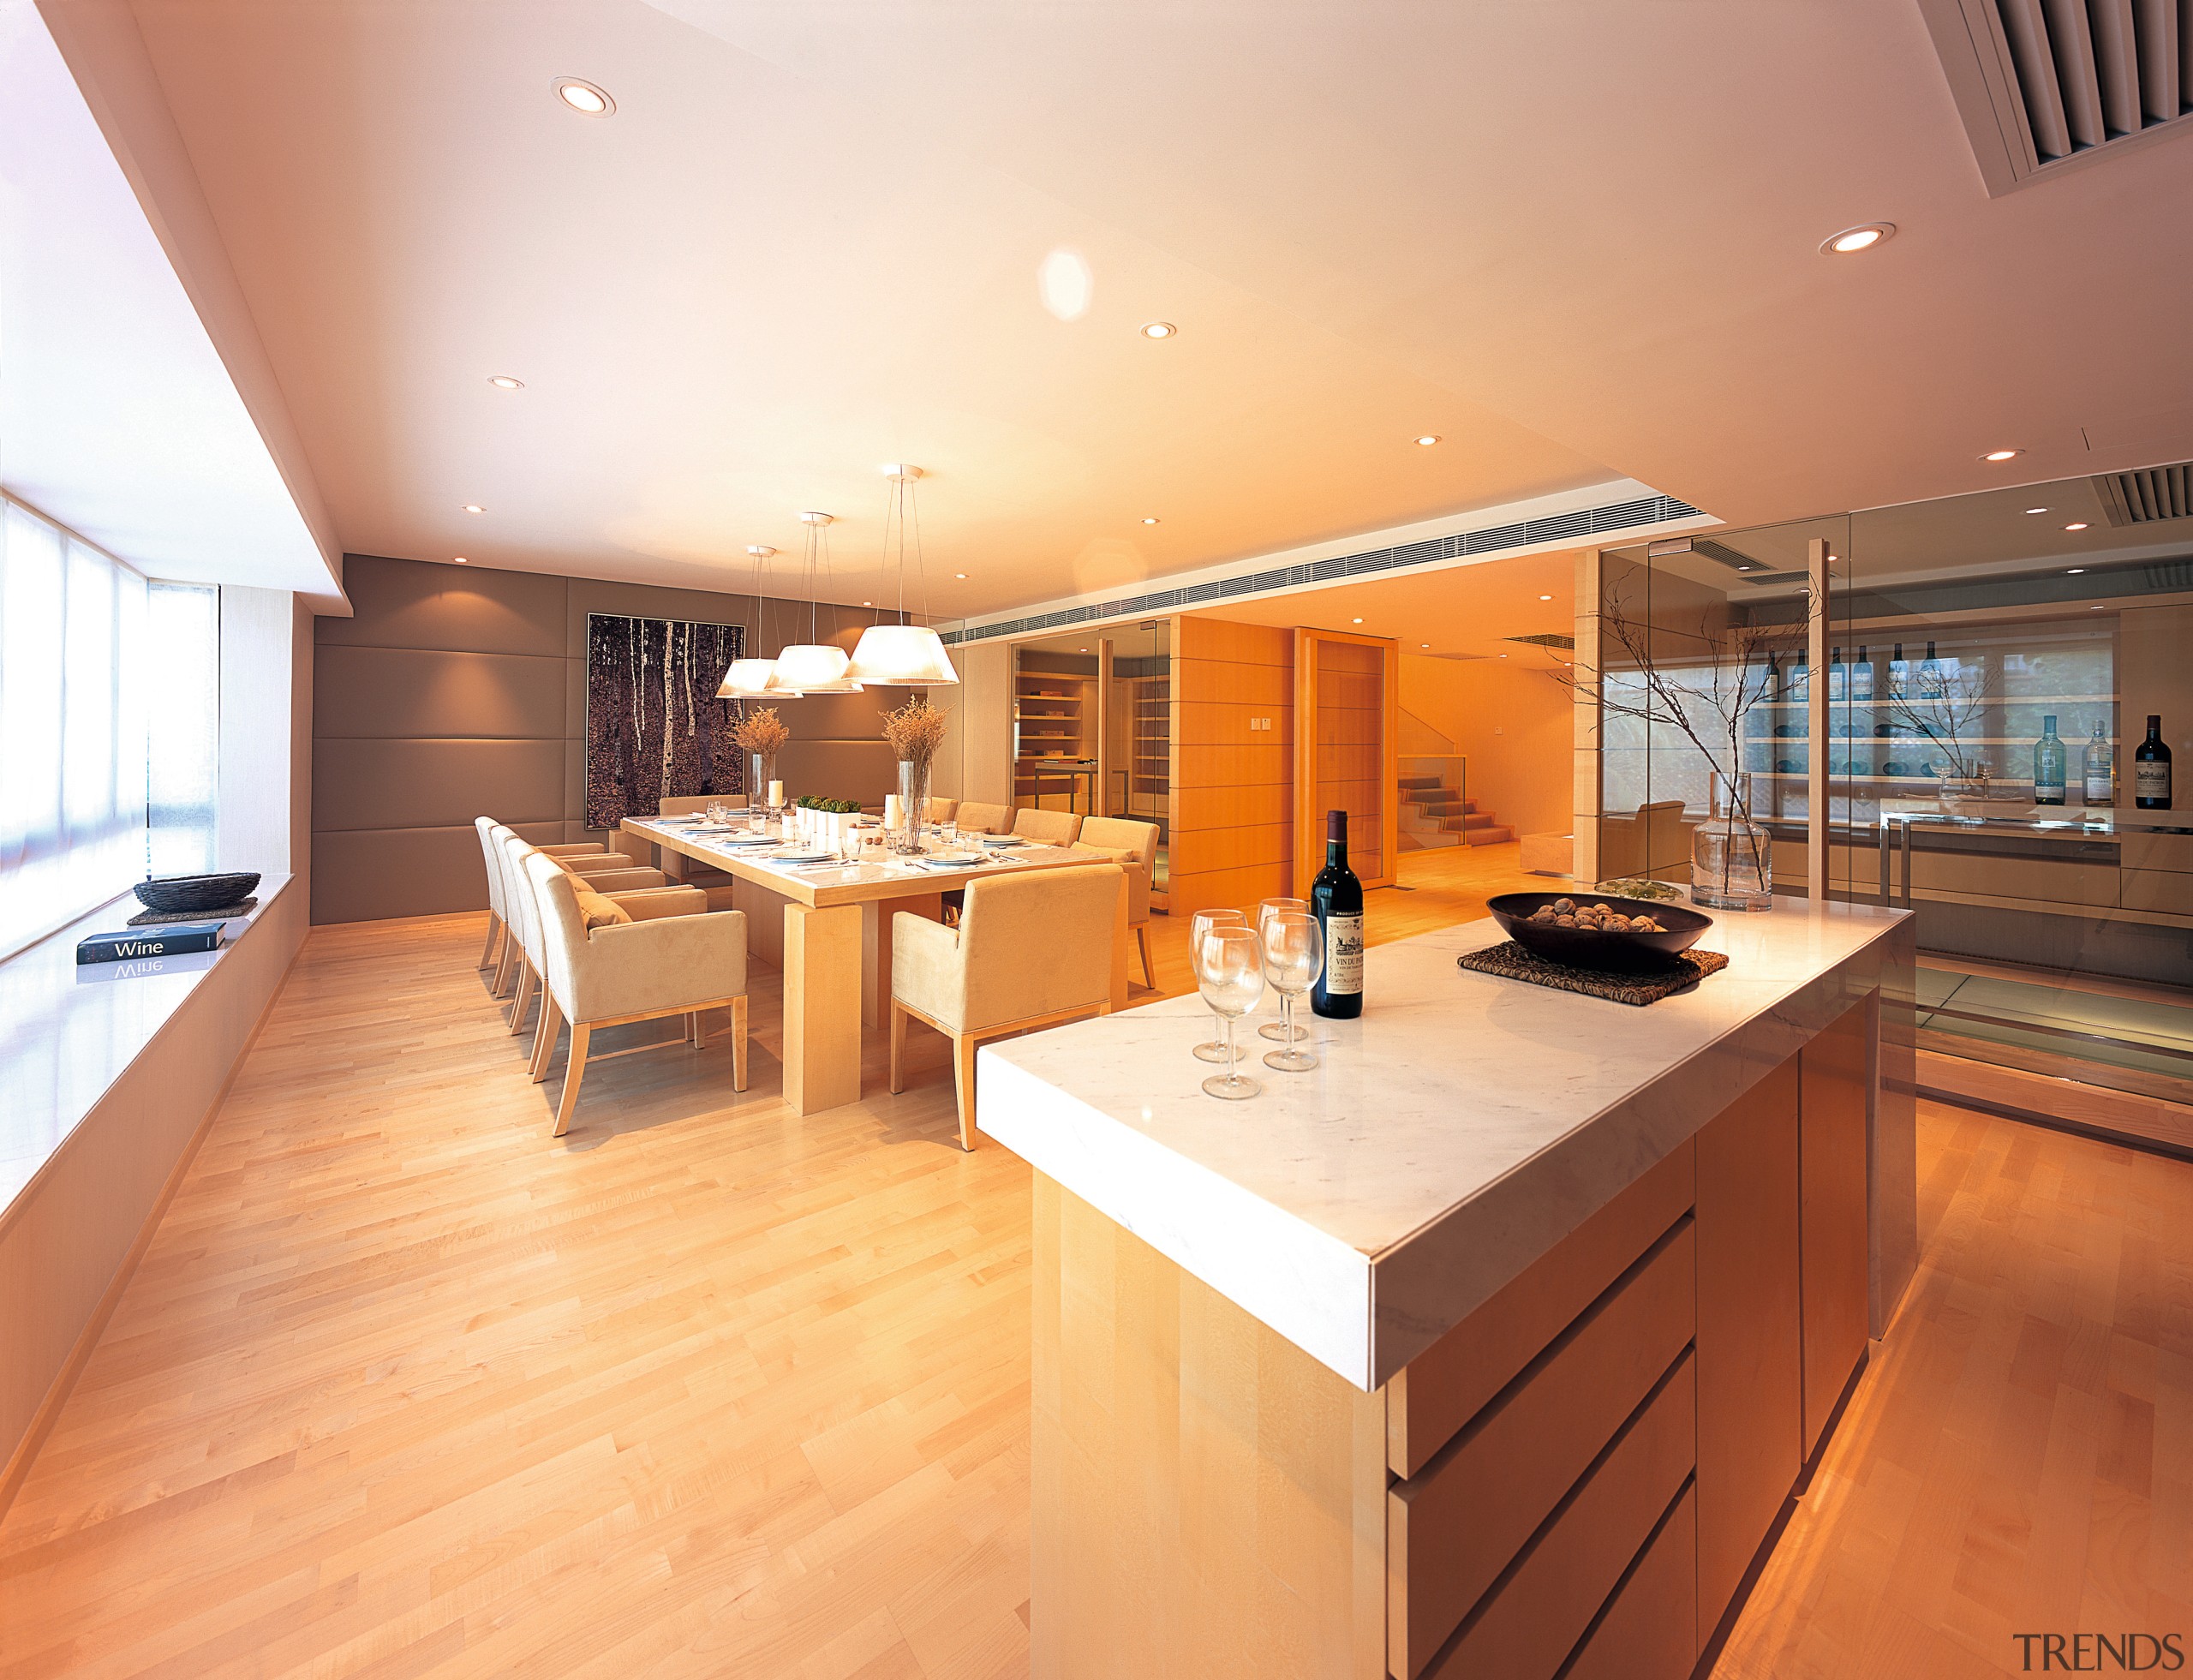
[{"left": 5, "top": 843, "right": 2184, "bottom": 1678}]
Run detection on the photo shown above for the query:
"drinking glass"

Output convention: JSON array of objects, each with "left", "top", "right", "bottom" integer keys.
[
  {"left": 1197, "top": 928, "right": 1265, "bottom": 1101},
  {"left": 1190, "top": 910, "right": 1248, "bottom": 1063},
  {"left": 1256, "top": 898, "right": 1311, "bottom": 1040},
  {"left": 1259, "top": 912, "right": 1324, "bottom": 1073}
]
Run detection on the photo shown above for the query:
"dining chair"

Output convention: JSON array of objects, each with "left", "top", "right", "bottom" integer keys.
[
  {"left": 888, "top": 863, "right": 1122, "bottom": 1150},
  {"left": 522, "top": 850, "right": 750, "bottom": 1136},
  {"left": 499, "top": 833, "right": 701, "bottom": 1040},
  {"left": 951, "top": 801, "right": 1010, "bottom": 835},
  {"left": 925, "top": 797, "right": 958, "bottom": 822},
  {"left": 651, "top": 794, "right": 746, "bottom": 887},
  {"left": 476, "top": 817, "right": 612, "bottom": 978},
  {"left": 1010, "top": 806, "right": 1084, "bottom": 846},
  {"left": 1072, "top": 816, "right": 1161, "bottom": 989}
]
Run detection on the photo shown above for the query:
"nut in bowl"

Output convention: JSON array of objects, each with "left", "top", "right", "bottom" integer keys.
[{"left": 1487, "top": 892, "right": 1713, "bottom": 973}]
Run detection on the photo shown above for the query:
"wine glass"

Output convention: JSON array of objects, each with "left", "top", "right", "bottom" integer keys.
[
  {"left": 1190, "top": 910, "right": 1249, "bottom": 1063},
  {"left": 1256, "top": 898, "right": 1311, "bottom": 1040},
  {"left": 1259, "top": 913, "right": 1324, "bottom": 1073},
  {"left": 1198, "top": 928, "right": 1265, "bottom": 1101}
]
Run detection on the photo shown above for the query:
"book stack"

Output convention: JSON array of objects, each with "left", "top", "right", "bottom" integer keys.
[{"left": 76, "top": 922, "right": 227, "bottom": 966}]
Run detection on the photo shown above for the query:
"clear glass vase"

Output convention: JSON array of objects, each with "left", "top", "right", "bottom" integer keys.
[
  {"left": 895, "top": 758, "right": 929, "bottom": 854},
  {"left": 1689, "top": 774, "right": 1774, "bottom": 911}
]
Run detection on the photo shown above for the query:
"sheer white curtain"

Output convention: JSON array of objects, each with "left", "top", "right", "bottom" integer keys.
[{"left": 0, "top": 495, "right": 218, "bottom": 958}]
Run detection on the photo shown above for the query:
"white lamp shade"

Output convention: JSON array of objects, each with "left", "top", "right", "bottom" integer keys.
[
  {"left": 773, "top": 643, "right": 864, "bottom": 693},
  {"left": 847, "top": 623, "right": 960, "bottom": 686},
  {"left": 717, "top": 657, "right": 802, "bottom": 698}
]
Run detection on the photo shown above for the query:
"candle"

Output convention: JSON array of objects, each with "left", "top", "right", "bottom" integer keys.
[
  {"left": 883, "top": 794, "right": 903, "bottom": 830},
  {"left": 768, "top": 779, "right": 784, "bottom": 808}
]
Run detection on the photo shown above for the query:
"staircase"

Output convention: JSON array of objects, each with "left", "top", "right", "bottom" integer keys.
[{"left": 1399, "top": 759, "right": 1513, "bottom": 849}]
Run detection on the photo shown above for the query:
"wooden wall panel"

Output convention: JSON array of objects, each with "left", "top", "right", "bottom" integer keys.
[{"left": 1168, "top": 619, "right": 1295, "bottom": 916}]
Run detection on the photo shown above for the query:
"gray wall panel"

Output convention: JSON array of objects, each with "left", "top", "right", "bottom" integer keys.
[
  {"left": 314, "top": 645, "right": 567, "bottom": 740},
  {"left": 314, "top": 555, "right": 568, "bottom": 655},
  {"left": 314, "top": 738, "right": 565, "bottom": 832}
]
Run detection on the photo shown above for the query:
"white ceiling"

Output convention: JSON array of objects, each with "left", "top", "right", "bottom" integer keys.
[
  {"left": 45, "top": 0, "right": 2193, "bottom": 619},
  {"left": 0, "top": 1, "right": 337, "bottom": 597}
]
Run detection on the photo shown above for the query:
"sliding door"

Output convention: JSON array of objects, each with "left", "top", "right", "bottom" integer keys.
[{"left": 1294, "top": 629, "right": 1399, "bottom": 897}]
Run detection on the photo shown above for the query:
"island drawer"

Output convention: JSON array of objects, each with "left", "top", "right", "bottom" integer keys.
[
  {"left": 1387, "top": 1136, "right": 1695, "bottom": 1478},
  {"left": 1560, "top": 1481, "right": 1699, "bottom": 1680},
  {"left": 1416, "top": 1348, "right": 1697, "bottom": 1680},
  {"left": 1388, "top": 1217, "right": 1696, "bottom": 1677}
]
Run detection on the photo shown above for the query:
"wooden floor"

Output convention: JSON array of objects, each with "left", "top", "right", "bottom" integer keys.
[{"left": 3, "top": 840, "right": 2184, "bottom": 1678}]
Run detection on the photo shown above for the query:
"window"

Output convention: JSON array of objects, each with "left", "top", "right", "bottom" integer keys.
[{"left": 0, "top": 495, "right": 218, "bottom": 959}]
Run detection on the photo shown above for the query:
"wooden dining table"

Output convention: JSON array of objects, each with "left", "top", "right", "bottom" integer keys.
[{"left": 624, "top": 816, "right": 1131, "bottom": 1115}]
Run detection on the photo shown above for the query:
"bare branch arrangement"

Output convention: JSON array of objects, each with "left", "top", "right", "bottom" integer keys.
[
  {"left": 881, "top": 697, "right": 948, "bottom": 772},
  {"left": 1873, "top": 659, "right": 1992, "bottom": 785},
  {"left": 730, "top": 707, "right": 790, "bottom": 758},
  {"left": 1553, "top": 576, "right": 1814, "bottom": 897}
]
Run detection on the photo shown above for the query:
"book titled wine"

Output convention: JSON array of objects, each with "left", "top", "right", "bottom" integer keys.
[{"left": 75, "top": 922, "right": 227, "bottom": 966}]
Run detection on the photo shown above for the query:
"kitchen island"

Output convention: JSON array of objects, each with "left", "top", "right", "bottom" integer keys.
[{"left": 979, "top": 900, "right": 1916, "bottom": 1680}]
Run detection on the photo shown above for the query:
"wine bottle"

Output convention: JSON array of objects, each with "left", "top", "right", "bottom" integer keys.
[
  {"left": 2082, "top": 721, "right": 2112, "bottom": 807},
  {"left": 1828, "top": 646, "right": 1845, "bottom": 703},
  {"left": 2136, "top": 715, "right": 2172, "bottom": 810},
  {"left": 1309, "top": 809, "right": 1364, "bottom": 1019},
  {"left": 1852, "top": 645, "right": 1873, "bottom": 705},
  {"left": 2033, "top": 714, "right": 2065, "bottom": 805}
]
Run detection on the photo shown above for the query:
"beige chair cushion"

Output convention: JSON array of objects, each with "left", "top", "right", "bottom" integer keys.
[
  {"left": 1077, "top": 816, "right": 1158, "bottom": 871},
  {"left": 608, "top": 886, "right": 708, "bottom": 922},
  {"left": 925, "top": 797, "right": 958, "bottom": 821},
  {"left": 1011, "top": 807, "right": 1083, "bottom": 846},
  {"left": 893, "top": 863, "right": 1120, "bottom": 1035},
  {"left": 571, "top": 884, "right": 633, "bottom": 931},
  {"left": 953, "top": 801, "right": 1010, "bottom": 835},
  {"left": 554, "top": 851, "right": 638, "bottom": 875},
  {"left": 1070, "top": 842, "right": 1149, "bottom": 924}
]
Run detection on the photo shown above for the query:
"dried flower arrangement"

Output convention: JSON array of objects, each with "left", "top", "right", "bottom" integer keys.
[
  {"left": 881, "top": 697, "right": 948, "bottom": 769},
  {"left": 730, "top": 707, "right": 790, "bottom": 757}
]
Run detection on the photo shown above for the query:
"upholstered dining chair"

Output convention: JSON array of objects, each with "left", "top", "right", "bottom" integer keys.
[
  {"left": 1010, "top": 806, "right": 1084, "bottom": 846},
  {"left": 475, "top": 816, "right": 611, "bottom": 977},
  {"left": 951, "top": 801, "right": 1010, "bottom": 835},
  {"left": 488, "top": 824, "right": 674, "bottom": 998},
  {"left": 1072, "top": 816, "right": 1161, "bottom": 989},
  {"left": 925, "top": 797, "right": 958, "bottom": 822},
  {"left": 521, "top": 849, "right": 750, "bottom": 1135},
  {"left": 888, "top": 863, "right": 1122, "bottom": 1150},
  {"left": 650, "top": 794, "right": 746, "bottom": 887},
  {"left": 498, "top": 832, "right": 698, "bottom": 1040}
]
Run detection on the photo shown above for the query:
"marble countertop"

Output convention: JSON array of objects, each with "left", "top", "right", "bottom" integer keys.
[{"left": 979, "top": 899, "right": 1913, "bottom": 1390}]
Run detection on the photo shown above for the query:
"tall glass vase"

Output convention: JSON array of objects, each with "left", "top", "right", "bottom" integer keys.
[
  {"left": 1689, "top": 773, "right": 1774, "bottom": 911},
  {"left": 751, "top": 752, "right": 778, "bottom": 825},
  {"left": 895, "top": 758, "right": 929, "bottom": 854}
]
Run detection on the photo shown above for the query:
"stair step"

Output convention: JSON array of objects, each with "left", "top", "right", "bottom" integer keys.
[
  {"left": 1396, "top": 775, "right": 1443, "bottom": 790},
  {"left": 1462, "top": 826, "right": 1514, "bottom": 846}
]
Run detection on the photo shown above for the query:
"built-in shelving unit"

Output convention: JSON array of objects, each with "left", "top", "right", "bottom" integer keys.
[
  {"left": 1121, "top": 673, "right": 1171, "bottom": 833},
  {"left": 1014, "top": 655, "right": 1096, "bottom": 810}
]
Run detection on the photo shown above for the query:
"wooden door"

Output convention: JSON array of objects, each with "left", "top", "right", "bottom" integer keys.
[
  {"left": 1293, "top": 629, "right": 1400, "bottom": 898},
  {"left": 1799, "top": 996, "right": 1873, "bottom": 1456},
  {"left": 1695, "top": 1051, "right": 1803, "bottom": 1645}
]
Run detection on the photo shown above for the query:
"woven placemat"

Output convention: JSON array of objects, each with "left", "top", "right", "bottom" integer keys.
[
  {"left": 126, "top": 898, "right": 256, "bottom": 927},
  {"left": 1456, "top": 941, "right": 1729, "bottom": 1006}
]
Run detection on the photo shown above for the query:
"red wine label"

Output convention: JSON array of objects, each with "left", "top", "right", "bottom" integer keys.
[
  {"left": 2136, "top": 762, "right": 2170, "bottom": 797},
  {"left": 1324, "top": 914, "right": 1365, "bottom": 995}
]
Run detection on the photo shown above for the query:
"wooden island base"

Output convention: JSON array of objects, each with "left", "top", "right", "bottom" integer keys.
[{"left": 1031, "top": 998, "right": 1875, "bottom": 1680}]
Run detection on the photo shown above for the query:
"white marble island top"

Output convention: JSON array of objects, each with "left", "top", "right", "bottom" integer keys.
[{"left": 979, "top": 900, "right": 1915, "bottom": 1391}]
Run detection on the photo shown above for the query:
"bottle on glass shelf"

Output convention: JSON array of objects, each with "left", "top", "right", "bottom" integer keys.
[
  {"left": 1309, "top": 809, "right": 1365, "bottom": 1019},
  {"left": 2033, "top": 714, "right": 2066, "bottom": 805},
  {"left": 1828, "top": 647, "right": 1846, "bottom": 703},
  {"left": 1889, "top": 643, "right": 1906, "bottom": 698},
  {"left": 2136, "top": 715, "right": 2173, "bottom": 810},
  {"left": 1852, "top": 645, "right": 1873, "bottom": 705},
  {"left": 2082, "top": 721, "right": 2112, "bottom": 807}
]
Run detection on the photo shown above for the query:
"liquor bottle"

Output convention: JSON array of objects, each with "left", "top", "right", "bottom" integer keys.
[
  {"left": 1920, "top": 640, "right": 1940, "bottom": 685},
  {"left": 1852, "top": 644, "right": 1873, "bottom": 705},
  {"left": 1309, "top": 809, "right": 1365, "bottom": 1019},
  {"left": 2136, "top": 715, "right": 2173, "bottom": 810},
  {"left": 2033, "top": 715, "right": 2066, "bottom": 805},
  {"left": 2082, "top": 721, "right": 2112, "bottom": 807},
  {"left": 1828, "top": 647, "right": 1845, "bottom": 703},
  {"left": 1889, "top": 643, "right": 1906, "bottom": 697}
]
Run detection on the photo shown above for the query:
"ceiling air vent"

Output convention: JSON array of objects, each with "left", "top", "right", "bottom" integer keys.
[
  {"left": 2095, "top": 460, "right": 2193, "bottom": 524},
  {"left": 1506, "top": 632, "right": 1576, "bottom": 650},
  {"left": 1919, "top": 0, "right": 2193, "bottom": 194}
]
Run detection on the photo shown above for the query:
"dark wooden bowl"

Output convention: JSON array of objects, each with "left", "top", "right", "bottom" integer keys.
[
  {"left": 134, "top": 871, "right": 260, "bottom": 913},
  {"left": 1487, "top": 891, "right": 1713, "bottom": 973}
]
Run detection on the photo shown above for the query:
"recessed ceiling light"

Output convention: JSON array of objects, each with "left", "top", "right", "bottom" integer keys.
[
  {"left": 1414, "top": 435, "right": 1441, "bottom": 447},
  {"left": 862, "top": 601, "right": 873, "bottom": 607},
  {"left": 1821, "top": 222, "right": 1895, "bottom": 255},
  {"left": 1421, "top": 643, "right": 1431, "bottom": 649},
  {"left": 1539, "top": 594, "right": 1553, "bottom": 601},
  {"left": 1737, "top": 565, "right": 1754, "bottom": 571},
  {"left": 1351, "top": 617, "right": 1364, "bottom": 625},
  {"left": 2092, "top": 604, "right": 2105, "bottom": 609},
  {"left": 1499, "top": 652, "right": 1508, "bottom": 657},
  {"left": 452, "top": 556, "right": 469, "bottom": 564},
  {"left": 1139, "top": 321, "right": 1176, "bottom": 339},
  {"left": 954, "top": 572, "right": 968, "bottom": 578},
  {"left": 461, "top": 504, "right": 484, "bottom": 514},
  {"left": 2024, "top": 506, "right": 2050, "bottom": 515},
  {"left": 1141, "top": 517, "right": 1160, "bottom": 525},
  {"left": 1981, "top": 448, "right": 2023, "bottom": 463},
  {"left": 2066, "top": 567, "right": 2086, "bottom": 574},
  {"left": 2065, "top": 522, "right": 2090, "bottom": 531},
  {"left": 1079, "top": 647, "right": 1089, "bottom": 652},
  {"left": 488, "top": 375, "right": 523, "bottom": 390},
  {"left": 553, "top": 77, "right": 614, "bottom": 117}
]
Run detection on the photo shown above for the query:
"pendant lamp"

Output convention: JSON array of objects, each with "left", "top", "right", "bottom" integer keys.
[
  {"left": 716, "top": 546, "right": 804, "bottom": 697},
  {"left": 772, "top": 512, "right": 864, "bottom": 694},
  {"left": 848, "top": 465, "right": 960, "bottom": 686}
]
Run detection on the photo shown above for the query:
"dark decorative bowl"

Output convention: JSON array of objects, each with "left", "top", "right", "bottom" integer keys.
[
  {"left": 134, "top": 871, "right": 260, "bottom": 914},
  {"left": 1487, "top": 891, "right": 1713, "bottom": 973}
]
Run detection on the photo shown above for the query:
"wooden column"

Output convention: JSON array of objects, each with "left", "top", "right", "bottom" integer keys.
[
  {"left": 1572, "top": 547, "right": 1604, "bottom": 888},
  {"left": 1806, "top": 537, "right": 1830, "bottom": 902}
]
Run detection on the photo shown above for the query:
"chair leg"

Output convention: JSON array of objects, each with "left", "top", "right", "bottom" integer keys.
[
  {"left": 553, "top": 1023, "right": 591, "bottom": 1136},
  {"left": 731, "top": 995, "right": 749, "bottom": 1092},
  {"left": 492, "top": 936, "right": 515, "bottom": 995},
  {"left": 1135, "top": 924, "right": 1154, "bottom": 990},
  {"left": 480, "top": 911, "right": 503, "bottom": 969},
  {"left": 889, "top": 1002, "right": 909, "bottom": 1095},
  {"left": 951, "top": 1031, "right": 979, "bottom": 1151},
  {"left": 507, "top": 960, "right": 535, "bottom": 1034},
  {"left": 690, "top": 1009, "right": 704, "bottom": 1049},
  {"left": 529, "top": 995, "right": 562, "bottom": 1082}
]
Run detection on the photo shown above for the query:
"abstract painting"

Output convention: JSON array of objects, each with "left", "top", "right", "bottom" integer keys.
[{"left": 583, "top": 613, "right": 746, "bottom": 829}]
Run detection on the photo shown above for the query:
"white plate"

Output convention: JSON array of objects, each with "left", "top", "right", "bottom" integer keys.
[
  {"left": 770, "top": 851, "right": 833, "bottom": 865},
  {"left": 919, "top": 854, "right": 986, "bottom": 869},
  {"left": 980, "top": 836, "right": 1024, "bottom": 847}
]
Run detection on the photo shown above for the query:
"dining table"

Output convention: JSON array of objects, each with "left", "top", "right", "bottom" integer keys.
[{"left": 624, "top": 815, "right": 1131, "bottom": 1115}]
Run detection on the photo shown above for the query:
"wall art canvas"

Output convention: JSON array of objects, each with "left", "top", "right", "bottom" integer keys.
[{"left": 583, "top": 613, "right": 746, "bottom": 829}]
